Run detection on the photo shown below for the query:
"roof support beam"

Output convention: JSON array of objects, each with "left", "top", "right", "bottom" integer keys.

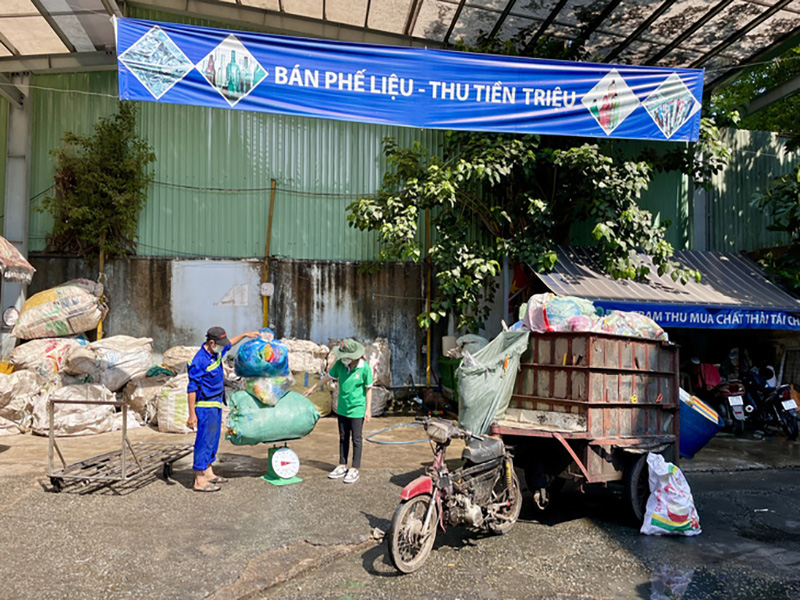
[
  {"left": 705, "top": 30, "right": 800, "bottom": 95},
  {"left": 128, "top": 0, "right": 440, "bottom": 47},
  {"left": 443, "top": 0, "right": 468, "bottom": 46},
  {"left": 404, "top": 0, "right": 424, "bottom": 37},
  {"left": 745, "top": 74, "right": 800, "bottom": 116},
  {"left": 645, "top": 0, "right": 735, "bottom": 65},
  {"left": 690, "top": 0, "right": 794, "bottom": 68},
  {"left": 603, "top": 0, "right": 678, "bottom": 62},
  {"left": 567, "top": 0, "right": 624, "bottom": 58},
  {"left": 28, "top": 0, "right": 77, "bottom": 53},
  {"left": 0, "top": 73, "right": 24, "bottom": 108},
  {"left": 0, "top": 32, "right": 20, "bottom": 56},
  {"left": 487, "top": 0, "right": 518, "bottom": 41},
  {"left": 0, "top": 51, "right": 116, "bottom": 74},
  {"left": 99, "top": 0, "right": 123, "bottom": 17},
  {"left": 523, "top": 0, "right": 567, "bottom": 54}
]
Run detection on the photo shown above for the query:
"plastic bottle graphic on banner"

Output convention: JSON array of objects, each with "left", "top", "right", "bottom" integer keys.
[
  {"left": 116, "top": 17, "right": 705, "bottom": 142},
  {"left": 195, "top": 34, "right": 268, "bottom": 106}
]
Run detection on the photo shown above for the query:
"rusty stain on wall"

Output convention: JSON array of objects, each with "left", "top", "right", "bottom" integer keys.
[{"left": 27, "top": 255, "right": 429, "bottom": 383}]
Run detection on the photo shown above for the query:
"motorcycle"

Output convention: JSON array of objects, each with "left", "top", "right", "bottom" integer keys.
[
  {"left": 708, "top": 379, "right": 750, "bottom": 435},
  {"left": 743, "top": 368, "right": 799, "bottom": 441},
  {"left": 387, "top": 416, "right": 522, "bottom": 573}
]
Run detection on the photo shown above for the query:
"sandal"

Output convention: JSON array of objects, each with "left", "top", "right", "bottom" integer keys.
[
  {"left": 210, "top": 476, "right": 229, "bottom": 484},
  {"left": 193, "top": 483, "right": 221, "bottom": 493}
]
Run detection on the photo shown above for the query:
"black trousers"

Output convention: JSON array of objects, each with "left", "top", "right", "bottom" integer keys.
[{"left": 338, "top": 414, "right": 364, "bottom": 469}]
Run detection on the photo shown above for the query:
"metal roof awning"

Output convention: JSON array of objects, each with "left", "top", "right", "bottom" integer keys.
[{"left": 537, "top": 246, "right": 800, "bottom": 330}]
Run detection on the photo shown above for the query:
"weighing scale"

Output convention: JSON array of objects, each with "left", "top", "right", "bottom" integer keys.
[{"left": 261, "top": 443, "right": 302, "bottom": 486}]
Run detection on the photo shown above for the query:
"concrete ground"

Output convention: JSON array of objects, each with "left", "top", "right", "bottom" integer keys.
[{"left": 1, "top": 418, "right": 799, "bottom": 599}]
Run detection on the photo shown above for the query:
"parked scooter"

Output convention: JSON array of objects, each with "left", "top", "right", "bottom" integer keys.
[
  {"left": 710, "top": 379, "right": 750, "bottom": 435},
  {"left": 691, "top": 357, "right": 749, "bottom": 435},
  {"left": 743, "top": 367, "right": 799, "bottom": 441},
  {"left": 387, "top": 416, "right": 522, "bottom": 573}
]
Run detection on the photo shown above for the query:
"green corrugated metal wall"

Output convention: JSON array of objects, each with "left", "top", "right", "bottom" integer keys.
[
  {"left": 709, "top": 129, "right": 800, "bottom": 252},
  {"left": 27, "top": 71, "right": 441, "bottom": 260}
]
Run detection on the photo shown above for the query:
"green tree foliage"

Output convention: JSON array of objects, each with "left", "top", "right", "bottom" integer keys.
[
  {"left": 349, "top": 133, "right": 702, "bottom": 331},
  {"left": 752, "top": 164, "right": 800, "bottom": 292},
  {"left": 41, "top": 102, "right": 155, "bottom": 259},
  {"left": 709, "top": 46, "right": 800, "bottom": 150},
  {"left": 348, "top": 32, "right": 709, "bottom": 332}
]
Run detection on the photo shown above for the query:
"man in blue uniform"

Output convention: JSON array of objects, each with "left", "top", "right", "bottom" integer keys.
[{"left": 188, "top": 326, "right": 258, "bottom": 492}]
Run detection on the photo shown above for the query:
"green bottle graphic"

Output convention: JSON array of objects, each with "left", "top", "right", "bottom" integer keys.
[{"left": 226, "top": 50, "right": 241, "bottom": 97}]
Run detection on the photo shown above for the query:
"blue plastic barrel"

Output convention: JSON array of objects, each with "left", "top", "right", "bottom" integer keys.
[{"left": 679, "top": 393, "right": 723, "bottom": 459}]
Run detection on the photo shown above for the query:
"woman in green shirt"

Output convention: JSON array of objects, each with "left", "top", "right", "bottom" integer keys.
[{"left": 306, "top": 338, "right": 372, "bottom": 484}]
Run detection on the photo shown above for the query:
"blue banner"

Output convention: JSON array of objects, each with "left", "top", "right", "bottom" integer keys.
[
  {"left": 116, "top": 18, "right": 704, "bottom": 142},
  {"left": 594, "top": 302, "right": 800, "bottom": 331}
]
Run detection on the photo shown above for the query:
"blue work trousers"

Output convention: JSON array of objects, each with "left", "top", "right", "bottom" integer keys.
[{"left": 193, "top": 406, "right": 222, "bottom": 471}]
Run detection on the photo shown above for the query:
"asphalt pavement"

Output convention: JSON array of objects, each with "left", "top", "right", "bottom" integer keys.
[{"left": 1, "top": 419, "right": 799, "bottom": 599}]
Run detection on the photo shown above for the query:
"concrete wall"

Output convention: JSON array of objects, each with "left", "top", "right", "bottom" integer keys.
[{"left": 26, "top": 255, "right": 428, "bottom": 383}]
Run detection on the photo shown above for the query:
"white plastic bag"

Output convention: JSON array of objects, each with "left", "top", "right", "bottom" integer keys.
[
  {"left": 162, "top": 346, "right": 199, "bottom": 374},
  {"left": 11, "top": 279, "right": 105, "bottom": 339},
  {"left": 641, "top": 452, "right": 701, "bottom": 536},
  {"left": 63, "top": 336, "right": 153, "bottom": 392},
  {"left": 30, "top": 384, "right": 116, "bottom": 437},
  {"left": 157, "top": 374, "right": 191, "bottom": 433},
  {"left": 10, "top": 338, "right": 87, "bottom": 376}
]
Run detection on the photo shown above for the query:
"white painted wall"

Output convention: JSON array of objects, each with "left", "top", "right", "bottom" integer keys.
[{"left": 171, "top": 260, "right": 263, "bottom": 344}]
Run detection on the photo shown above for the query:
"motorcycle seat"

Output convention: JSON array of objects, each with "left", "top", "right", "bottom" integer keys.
[{"left": 462, "top": 437, "right": 504, "bottom": 463}]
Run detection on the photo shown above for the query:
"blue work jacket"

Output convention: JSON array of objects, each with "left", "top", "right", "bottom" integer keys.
[{"left": 187, "top": 343, "right": 232, "bottom": 408}]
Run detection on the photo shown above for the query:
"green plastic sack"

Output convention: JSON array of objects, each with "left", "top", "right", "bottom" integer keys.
[
  {"left": 226, "top": 390, "right": 320, "bottom": 446},
  {"left": 457, "top": 330, "right": 530, "bottom": 435}
]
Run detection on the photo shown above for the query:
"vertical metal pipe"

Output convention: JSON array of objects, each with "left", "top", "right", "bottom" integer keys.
[
  {"left": 48, "top": 399, "right": 54, "bottom": 476},
  {"left": 96, "top": 240, "right": 105, "bottom": 340},
  {"left": 425, "top": 207, "right": 431, "bottom": 387},
  {"left": 121, "top": 402, "right": 127, "bottom": 480},
  {"left": 263, "top": 179, "right": 277, "bottom": 327}
]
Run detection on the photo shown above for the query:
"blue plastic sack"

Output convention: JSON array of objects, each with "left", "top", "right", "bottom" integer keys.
[{"left": 234, "top": 328, "right": 290, "bottom": 378}]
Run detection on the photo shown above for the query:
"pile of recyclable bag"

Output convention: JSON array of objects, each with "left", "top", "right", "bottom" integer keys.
[
  {"left": 62, "top": 336, "right": 153, "bottom": 391},
  {"left": 520, "top": 293, "right": 668, "bottom": 341},
  {"left": 226, "top": 328, "right": 319, "bottom": 445},
  {"left": 9, "top": 337, "right": 89, "bottom": 376},
  {"left": 11, "top": 279, "right": 106, "bottom": 340}
]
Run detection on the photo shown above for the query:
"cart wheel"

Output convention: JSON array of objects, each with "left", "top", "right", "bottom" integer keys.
[
  {"left": 163, "top": 462, "right": 173, "bottom": 480},
  {"left": 50, "top": 477, "right": 64, "bottom": 493},
  {"left": 623, "top": 454, "right": 650, "bottom": 524}
]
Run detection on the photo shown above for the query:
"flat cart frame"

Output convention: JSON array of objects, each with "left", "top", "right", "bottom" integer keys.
[
  {"left": 491, "top": 330, "right": 679, "bottom": 521},
  {"left": 47, "top": 398, "right": 192, "bottom": 492}
]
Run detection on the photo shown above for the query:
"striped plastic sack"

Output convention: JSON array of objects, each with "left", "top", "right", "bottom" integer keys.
[
  {"left": 11, "top": 279, "right": 106, "bottom": 340},
  {"left": 641, "top": 452, "right": 701, "bottom": 536}
]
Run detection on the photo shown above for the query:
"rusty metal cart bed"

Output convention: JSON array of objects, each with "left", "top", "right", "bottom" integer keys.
[{"left": 491, "top": 330, "right": 679, "bottom": 521}]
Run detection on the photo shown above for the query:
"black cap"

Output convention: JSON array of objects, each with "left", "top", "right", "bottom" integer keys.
[{"left": 206, "top": 326, "right": 231, "bottom": 348}]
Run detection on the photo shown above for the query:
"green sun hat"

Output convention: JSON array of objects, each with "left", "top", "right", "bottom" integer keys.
[{"left": 333, "top": 338, "right": 366, "bottom": 360}]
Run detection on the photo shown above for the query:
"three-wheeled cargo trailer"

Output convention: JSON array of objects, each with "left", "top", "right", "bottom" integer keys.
[{"left": 490, "top": 330, "right": 679, "bottom": 521}]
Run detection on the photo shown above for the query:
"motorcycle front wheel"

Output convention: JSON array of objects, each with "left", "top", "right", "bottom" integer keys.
[
  {"left": 776, "top": 408, "right": 799, "bottom": 441},
  {"left": 488, "top": 469, "right": 522, "bottom": 535},
  {"left": 388, "top": 494, "right": 438, "bottom": 574}
]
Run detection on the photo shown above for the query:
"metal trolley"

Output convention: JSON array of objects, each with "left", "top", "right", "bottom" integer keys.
[{"left": 47, "top": 398, "right": 192, "bottom": 492}]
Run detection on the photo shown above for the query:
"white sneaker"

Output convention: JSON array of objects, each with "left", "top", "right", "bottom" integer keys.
[
  {"left": 328, "top": 465, "right": 347, "bottom": 479},
  {"left": 344, "top": 468, "right": 360, "bottom": 484}
]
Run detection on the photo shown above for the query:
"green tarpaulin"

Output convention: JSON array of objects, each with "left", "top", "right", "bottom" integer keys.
[{"left": 457, "top": 330, "right": 530, "bottom": 435}]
